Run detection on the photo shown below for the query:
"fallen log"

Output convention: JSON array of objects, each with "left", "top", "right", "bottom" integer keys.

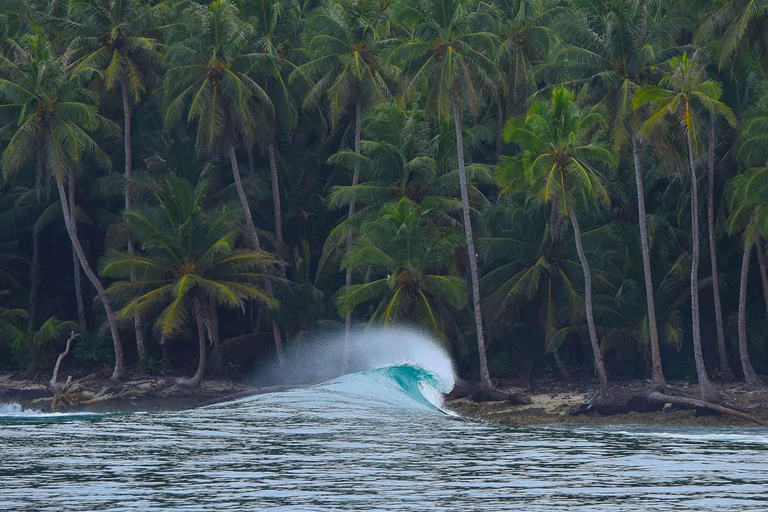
[{"left": 647, "top": 391, "right": 766, "bottom": 426}]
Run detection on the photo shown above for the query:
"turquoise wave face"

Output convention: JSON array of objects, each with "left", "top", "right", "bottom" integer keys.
[{"left": 311, "top": 363, "right": 451, "bottom": 414}]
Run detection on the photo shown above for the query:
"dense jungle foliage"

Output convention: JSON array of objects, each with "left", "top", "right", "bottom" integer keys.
[{"left": 0, "top": 0, "right": 767, "bottom": 395}]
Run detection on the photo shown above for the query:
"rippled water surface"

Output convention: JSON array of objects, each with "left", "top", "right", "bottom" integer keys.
[{"left": 2, "top": 365, "right": 767, "bottom": 511}]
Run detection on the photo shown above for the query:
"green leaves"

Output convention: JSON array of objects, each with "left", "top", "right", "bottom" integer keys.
[
  {"left": 101, "top": 177, "right": 280, "bottom": 336},
  {"left": 500, "top": 86, "right": 615, "bottom": 216}
]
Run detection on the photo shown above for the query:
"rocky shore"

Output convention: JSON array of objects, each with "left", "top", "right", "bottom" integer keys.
[{"left": 446, "top": 379, "right": 768, "bottom": 427}]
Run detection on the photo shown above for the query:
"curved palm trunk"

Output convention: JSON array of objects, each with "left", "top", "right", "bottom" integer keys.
[
  {"left": 568, "top": 209, "right": 609, "bottom": 395},
  {"left": 684, "top": 112, "right": 718, "bottom": 401},
  {"left": 56, "top": 176, "right": 125, "bottom": 380},
  {"left": 181, "top": 297, "right": 207, "bottom": 387},
  {"left": 268, "top": 134, "right": 285, "bottom": 264},
  {"left": 344, "top": 93, "right": 363, "bottom": 362},
  {"left": 737, "top": 241, "right": 766, "bottom": 388},
  {"left": 69, "top": 163, "right": 87, "bottom": 331},
  {"left": 630, "top": 127, "right": 665, "bottom": 388},
  {"left": 707, "top": 115, "right": 736, "bottom": 381},
  {"left": 123, "top": 82, "right": 147, "bottom": 362},
  {"left": 451, "top": 94, "right": 493, "bottom": 391},
  {"left": 28, "top": 144, "right": 45, "bottom": 332},
  {"left": 228, "top": 146, "right": 286, "bottom": 368},
  {"left": 756, "top": 241, "right": 768, "bottom": 373}
]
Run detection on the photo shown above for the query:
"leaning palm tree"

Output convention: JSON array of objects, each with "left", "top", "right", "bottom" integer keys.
[
  {"left": 295, "top": 0, "right": 394, "bottom": 344},
  {"left": 634, "top": 52, "right": 736, "bottom": 401},
  {"left": 67, "top": 0, "right": 170, "bottom": 361},
  {"left": 337, "top": 197, "right": 468, "bottom": 337},
  {"left": 163, "top": 0, "right": 287, "bottom": 365},
  {"left": 500, "top": 86, "right": 618, "bottom": 398},
  {"left": 100, "top": 178, "right": 278, "bottom": 387},
  {"left": 538, "top": 0, "right": 690, "bottom": 388},
  {"left": 0, "top": 33, "right": 126, "bottom": 379},
  {"left": 389, "top": 0, "right": 503, "bottom": 391},
  {"left": 725, "top": 166, "right": 768, "bottom": 389}
]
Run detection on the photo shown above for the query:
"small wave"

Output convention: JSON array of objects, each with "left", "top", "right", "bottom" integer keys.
[
  {"left": 0, "top": 403, "right": 100, "bottom": 420},
  {"left": 609, "top": 429, "right": 768, "bottom": 445}
]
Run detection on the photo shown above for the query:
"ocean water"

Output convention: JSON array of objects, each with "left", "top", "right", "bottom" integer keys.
[{"left": 1, "top": 332, "right": 767, "bottom": 510}]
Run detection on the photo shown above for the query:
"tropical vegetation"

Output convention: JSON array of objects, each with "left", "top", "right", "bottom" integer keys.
[{"left": 0, "top": 0, "right": 767, "bottom": 396}]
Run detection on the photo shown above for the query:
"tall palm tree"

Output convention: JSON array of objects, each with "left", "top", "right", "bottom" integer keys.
[
  {"left": 725, "top": 166, "right": 768, "bottom": 388},
  {"left": 500, "top": 86, "right": 617, "bottom": 397},
  {"left": 67, "top": 0, "right": 170, "bottom": 362},
  {"left": 635, "top": 52, "right": 735, "bottom": 401},
  {"left": 389, "top": 0, "right": 503, "bottom": 391},
  {"left": 100, "top": 178, "right": 278, "bottom": 387},
  {"left": 295, "top": 0, "right": 394, "bottom": 346},
  {"left": 0, "top": 33, "right": 126, "bottom": 379},
  {"left": 239, "top": 0, "right": 299, "bottom": 262},
  {"left": 163, "top": 0, "right": 287, "bottom": 366},
  {"left": 337, "top": 197, "right": 468, "bottom": 336},
  {"left": 539, "top": 0, "right": 691, "bottom": 388}
]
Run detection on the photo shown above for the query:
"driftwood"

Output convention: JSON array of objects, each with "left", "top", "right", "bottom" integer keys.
[
  {"left": 49, "top": 331, "right": 86, "bottom": 412},
  {"left": 647, "top": 391, "right": 766, "bottom": 426},
  {"left": 50, "top": 331, "right": 78, "bottom": 389}
]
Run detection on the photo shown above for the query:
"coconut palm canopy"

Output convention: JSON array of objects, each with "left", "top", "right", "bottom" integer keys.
[{"left": 1, "top": 0, "right": 768, "bottom": 392}]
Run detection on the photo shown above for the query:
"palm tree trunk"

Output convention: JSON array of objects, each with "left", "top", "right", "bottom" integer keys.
[
  {"left": 553, "top": 348, "right": 572, "bottom": 383},
  {"left": 568, "top": 209, "right": 609, "bottom": 395},
  {"left": 344, "top": 93, "right": 363, "bottom": 361},
  {"left": 268, "top": 134, "right": 285, "bottom": 264},
  {"left": 495, "top": 100, "right": 504, "bottom": 160},
  {"left": 737, "top": 240, "right": 766, "bottom": 388},
  {"left": 55, "top": 176, "right": 125, "bottom": 380},
  {"left": 69, "top": 162, "right": 87, "bottom": 331},
  {"left": 204, "top": 297, "right": 223, "bottom": 373},
  {"left": 451, "top": 93, "right": 493, "bottom": 392},
  {"left": 228, "top": 146, "right": 285, "bottom": 368},
  {"left": 707, "top": 114, "right": 736, "bottom": 382},
  {"left": 630, "top": 127, "right": 665, "bottom": 389},
  {"left": 684, "top": 111, "right": 718, "bottom": 401},
  {"left": 181, "top": 297, "right": 207, "bottom": 387},
  {"left": 123, "top": 81, "right": 147, "bottom": 363},
  {"left": 28, "top": 143, "right": 45, "bottom": 332},
  {"left": 756, "top": 240, "right": 768, "bottom": 374}
]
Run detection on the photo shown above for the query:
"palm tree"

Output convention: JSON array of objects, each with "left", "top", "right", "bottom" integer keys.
[
  {"left": 163, "top": 0, "right": 287, "bottom": 366},
  {"left": 697, "top": 0, "right": 768, "bottom": 69},
  {"left": 239, "top": 0, "right": 299, "bottom": 262},
  {"left": 491, "top": 0, "right": 550, "bottom": 157},
  {"left": 500, "top": 86, "right": 617, "bottom": 397},
  {"left": 67, "top": 0, "right": 170, "bottom": 362},
  {"left": 635, "top": 52, "right": 736, "bottom": 401},
  {"left": 480, "top": 196, "right": 584, "bottom": 380},
  {"left": 296, "top": 0, "right": 394, "bottom": 346},
  {"left": 389, "top": 0, "right": 503, "bottom": 391},
  {"left": 324, "top": 102, "right": 466, "bottom": 250},
  {"left": 539, "top": 0, "right": 691, "bottom": 388},
  {"left": 100, "top": 178, "right": 278, "bottom": 387},
  {"left": 725, "top": 166, "right": 768, "bottom": 388},
  {"left": 337, "top": 197, "right": 467, "bottom": 337},
  {"left": 0, "top": 33, "right": 127, "bottom": 379},
  {"left": 0, "top": 309, "right": 79, "bottom": 372}
]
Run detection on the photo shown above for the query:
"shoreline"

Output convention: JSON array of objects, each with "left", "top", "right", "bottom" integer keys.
[
  {"left": 446, "top": 379, "right": 768, "bottom": 427},
  {"left": 2, "top": 372, "right": 768, "bottom": 427}
]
